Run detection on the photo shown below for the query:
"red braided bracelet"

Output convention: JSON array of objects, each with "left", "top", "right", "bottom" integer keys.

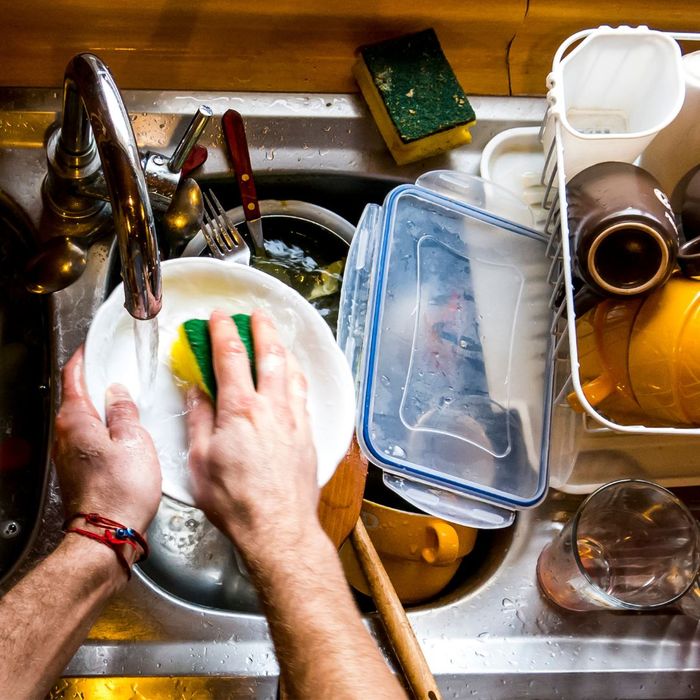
[{"left": 63, "top": 513, "right": 149, "bottom": 581}]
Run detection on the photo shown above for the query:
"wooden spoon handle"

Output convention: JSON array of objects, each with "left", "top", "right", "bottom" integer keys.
[{"left": 351, "top": 518, "right": 443, "bottom": 700}]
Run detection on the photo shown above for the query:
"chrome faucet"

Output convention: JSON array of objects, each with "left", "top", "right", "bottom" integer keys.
[
  {"left": 43, "top": 53, "right": 161, "bottom": 320},
  {"left": 43, "top": 53, "right": 211, "bottom": 319}
]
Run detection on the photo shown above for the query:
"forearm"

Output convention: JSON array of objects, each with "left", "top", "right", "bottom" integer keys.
[
  {"left": 0, "top": 533, "right": 127, "bottom": 699},
  {"left": 241, "top": 525, "right": 407, "bottom": 700}
]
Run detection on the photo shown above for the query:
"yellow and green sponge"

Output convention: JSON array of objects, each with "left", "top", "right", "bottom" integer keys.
[
  {"left": 353, "top": 28, "right": 476, "bottom": 165},
  {"left": 170, "top": 314, "right": 255, "bottom": 399}
]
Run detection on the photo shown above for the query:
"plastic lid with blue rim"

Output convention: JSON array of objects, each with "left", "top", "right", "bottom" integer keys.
[{"left": 338, "top": 171, "right": 554, "bottom": 529}]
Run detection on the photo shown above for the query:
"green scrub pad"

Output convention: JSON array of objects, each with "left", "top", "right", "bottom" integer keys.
[
  {"left": 170, "top": 314, "right": 255, "bottom": 399},
  {"left": 354, "top": 28, "right": 476, "bottom": 165}
]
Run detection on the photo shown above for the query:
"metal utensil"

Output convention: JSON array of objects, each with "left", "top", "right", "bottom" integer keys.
[
  {"left": 201, "top": 190, "right": 250, "bottom": 265},
  {"left": 25, "top": 235, "right": 89, "bottom": 294},
  {"left": 168, "top": 106, "right": 213, "bottom": 174},
  {"left": 182, "top": 199, "right": 354, "bottom": 258},
  {"left": 222, "top": 109, "right": 265, "bottom": 256},
  {"left": 161, "top": 178, "right": 203, "bottom": 258}
]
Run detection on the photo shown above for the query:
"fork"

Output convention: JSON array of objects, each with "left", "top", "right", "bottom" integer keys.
[{"left": 201, "top": 190, "right": 251, "bottom": 265}]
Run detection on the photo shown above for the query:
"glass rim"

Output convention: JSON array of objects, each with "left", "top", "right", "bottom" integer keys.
[{"left": 570, "top": 478, "right": 700, "bottom": 611}]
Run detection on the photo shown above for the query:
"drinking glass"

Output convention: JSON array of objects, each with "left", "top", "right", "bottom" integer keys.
[
  {"left": 537, "top": 479, "right": 700, "bottom": 611},
  {"left": 677, "top": 576, "right": 700, "bottom": 619}
]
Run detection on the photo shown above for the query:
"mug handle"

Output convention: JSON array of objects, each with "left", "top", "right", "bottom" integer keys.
[
  {"left": 678, "top": 237, "right": 700, "bottom": 278},
  {"left": 421, "top": 520, "right": 460, "bottom": 565},
  {"left": 567, "top": 372, "right": 615, "bottom": 411}
]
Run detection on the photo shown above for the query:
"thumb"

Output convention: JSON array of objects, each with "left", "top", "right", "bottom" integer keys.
[{"left": 105, "top": 384, "right": 144, "bottom": 441}]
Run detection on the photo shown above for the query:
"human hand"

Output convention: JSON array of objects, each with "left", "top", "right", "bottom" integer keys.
[
  {"left": 53, "top": 347, "right": 162, "bottom": 535},
  {"left": 186, "top": 309, "right": 320, "bottom": 563}
]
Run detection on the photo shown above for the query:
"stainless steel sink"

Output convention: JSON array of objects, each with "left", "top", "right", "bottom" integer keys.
[
  {"left": 0, "top": 191, "right": 51, "bottom": 584},
  {"left": 3, "top": 87, "right": 700, "bottom": 699}
]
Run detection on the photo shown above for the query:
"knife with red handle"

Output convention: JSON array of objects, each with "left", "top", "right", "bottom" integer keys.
[{"left": 222, "top": 109, "right": 265, "bottom": 255}]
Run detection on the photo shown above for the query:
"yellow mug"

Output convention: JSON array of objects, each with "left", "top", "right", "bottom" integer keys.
[
  {"left": 570, "top": 276, "right": 700, "bottom": 425},
  {"left": 569, "top": 296, "right": 645, "bottom": 419},
  {"left": 629, "top": 277, "right": 700, "bottom": 424},
  {"left": 339, "top": 499, "right": 477, "bottom": 604}
]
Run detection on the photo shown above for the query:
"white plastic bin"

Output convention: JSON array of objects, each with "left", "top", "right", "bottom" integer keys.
[{"left": 542, "top": 26, "right": 685, "bottom": 183}]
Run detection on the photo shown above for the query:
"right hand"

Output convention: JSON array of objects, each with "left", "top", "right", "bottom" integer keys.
[{"left": 186, "top": 310, "right": 321, "bottom": 563}]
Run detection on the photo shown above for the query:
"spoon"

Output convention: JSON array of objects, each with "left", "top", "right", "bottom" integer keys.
[
  {"left": 25, "top": 236, "right": 89, "bottom": 294},
  {"left": 161, "top": 177, "right": 203, "bottom": 258}
]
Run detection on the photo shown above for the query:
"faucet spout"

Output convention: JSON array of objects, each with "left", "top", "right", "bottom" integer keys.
[{"left": 49, "top": 53, "right": 162, "bottom": 320}]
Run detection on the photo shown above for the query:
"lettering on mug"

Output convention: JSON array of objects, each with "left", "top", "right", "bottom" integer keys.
[{"left": 654, "top": 188, "right": 679, "bottom": 234}]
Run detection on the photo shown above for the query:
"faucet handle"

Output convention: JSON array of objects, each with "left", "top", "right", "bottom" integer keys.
[
  {"left": 168, "top": 106, "right": 213, "bottom": 173},
  {"left": 142, "top": 106, "right": 213, "bottom": 210},
  {"left": 181, "top": 145, "right": 209, "bottom": 179}
]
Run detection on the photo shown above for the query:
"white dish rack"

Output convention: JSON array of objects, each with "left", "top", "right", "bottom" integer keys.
[{"left": 538, "top": 26, "right": 700, "bottom": 492}]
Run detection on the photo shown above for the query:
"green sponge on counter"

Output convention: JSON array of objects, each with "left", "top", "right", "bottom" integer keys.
[
  {"left": 354, "top": 28, "right": 476, "bottom": 165},
  {"left": 170, "top": 314, "right": 255, "bottom": 399}
]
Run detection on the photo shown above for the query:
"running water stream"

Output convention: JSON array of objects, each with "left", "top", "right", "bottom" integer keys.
[{"left": 133, "top": 317, "right": 159, "bottom": 410}]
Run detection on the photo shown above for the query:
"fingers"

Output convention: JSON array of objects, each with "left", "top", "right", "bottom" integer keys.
[
  {"left": 185, "top": 385, "right": 215, "bottom": 473},
  {"left": 59, "top": 346, "right": 100, "bottom": 421},
  {"left": 105, "top": 384, "right": 145, "bottom": 441},
  {"left": 252, "top": 310, "right": 288, "bottom": 401},
  {"left": 210, "top": 310, "right": 256, "bottom": 421}
]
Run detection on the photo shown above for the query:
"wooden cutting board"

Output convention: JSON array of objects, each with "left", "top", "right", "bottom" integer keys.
[{"left": 318, "top": 435, "right": 368, "bottom": 549}]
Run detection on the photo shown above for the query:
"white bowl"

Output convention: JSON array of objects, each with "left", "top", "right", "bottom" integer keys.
[
  {"left": 480, "top": 127, "right": 543, "bottom": 190},
  {"left": 84, "top": 258, "right": 356, "bottom": 506}
]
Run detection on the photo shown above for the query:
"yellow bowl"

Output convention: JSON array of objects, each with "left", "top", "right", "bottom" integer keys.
[{"left": 340, "top": 498, "right": 477, "bottom": 604}]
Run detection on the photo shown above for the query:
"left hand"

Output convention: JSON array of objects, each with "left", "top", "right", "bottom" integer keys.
[{"left": 53, "top": 347, "right": 162, "bottom": 534}]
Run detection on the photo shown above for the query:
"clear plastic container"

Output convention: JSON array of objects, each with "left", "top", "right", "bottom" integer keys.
[{"left": 338, "top": 171, "right": 554, "bottom": 528}]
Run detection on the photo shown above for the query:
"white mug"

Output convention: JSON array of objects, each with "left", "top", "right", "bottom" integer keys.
[{"left": 640, "top": 50, "right": 700, "bottom": 196}]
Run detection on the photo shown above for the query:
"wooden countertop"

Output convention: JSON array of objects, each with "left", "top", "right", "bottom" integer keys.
[{"left": 3, "top": 1, "right": 700, "bottom": 96}]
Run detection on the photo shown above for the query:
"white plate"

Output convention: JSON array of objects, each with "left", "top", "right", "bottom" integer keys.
[{"left": 85, "top": 258, "right": 356, "bottom": 506}]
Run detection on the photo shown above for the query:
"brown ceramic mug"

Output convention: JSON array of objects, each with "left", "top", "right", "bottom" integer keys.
[{"left": 567, "top": 162, "right": 679, "bottom": 298}]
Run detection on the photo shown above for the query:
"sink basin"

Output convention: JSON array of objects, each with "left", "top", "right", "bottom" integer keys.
[
  {"left": 0, "top": 191, "right": 51, "bottom": 586},
  {"left": 132, "top": 172, "right": 398, "bottom": 615},
  {"left": 109, "top": 170, "right": 518, "bottom": 617},
  {"left": 3, "top": 87, "right": 700, "bottom": 699}
]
